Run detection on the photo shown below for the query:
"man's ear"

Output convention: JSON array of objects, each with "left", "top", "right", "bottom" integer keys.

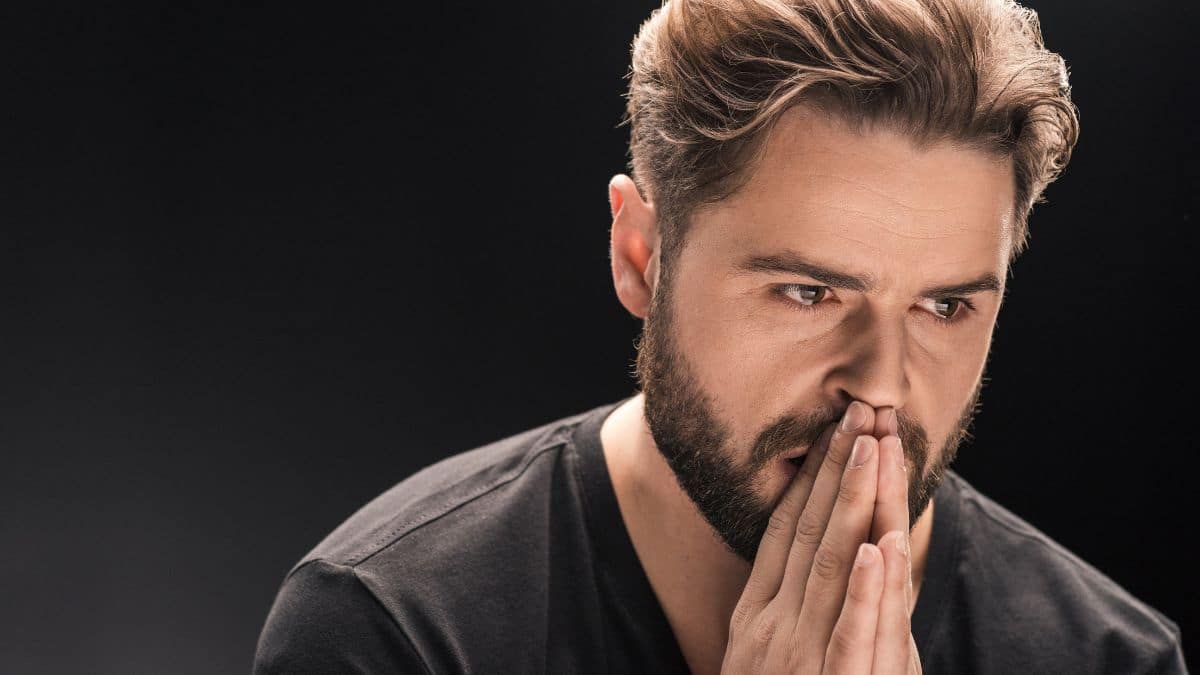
[{"left": 608, "top": 174, "right": 658, "bottom": 319}]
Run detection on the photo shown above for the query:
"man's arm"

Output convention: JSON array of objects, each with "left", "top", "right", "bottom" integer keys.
[{"left": 253, "top": 559, "right": 432, "bottom": 675}]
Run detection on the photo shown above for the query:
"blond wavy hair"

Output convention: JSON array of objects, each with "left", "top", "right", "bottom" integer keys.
[{"left": 620, "top": 0, "right": 1081, "bottom": 267}]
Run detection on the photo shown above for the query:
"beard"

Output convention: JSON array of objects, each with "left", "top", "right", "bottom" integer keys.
[{"left": 633, "top": 265, "right": 985, "bottom": 564}]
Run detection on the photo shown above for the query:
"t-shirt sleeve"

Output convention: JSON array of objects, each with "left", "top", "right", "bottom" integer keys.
[
  {"left": 1148, "top": 619, "right": 1188, "bottom": 675},
  {"left": 252, "top": 559, "right": 432, "bottom": 675}
]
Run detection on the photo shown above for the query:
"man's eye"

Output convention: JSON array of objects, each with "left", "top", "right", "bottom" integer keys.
[
  {"left": 918, "top": 296, "right": 977, "bottom": 324},
  {"left": 776, "top": 284, "right": 976, "bottom": 326},
  {"left": 779, "top": 284, "right": 829, "bottom": 307}
]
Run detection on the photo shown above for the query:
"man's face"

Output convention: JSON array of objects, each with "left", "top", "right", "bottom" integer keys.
[{"left": 634, "top": 106, "right": 1012, "bottom": 563}]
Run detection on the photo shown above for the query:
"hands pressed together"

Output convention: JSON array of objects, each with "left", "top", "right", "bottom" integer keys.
[{"left": 721, "top": 401, "right": 923, "bottom": 675}]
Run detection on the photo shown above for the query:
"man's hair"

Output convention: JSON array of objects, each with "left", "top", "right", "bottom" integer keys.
[{"left": 620, "top": 0, "right": 1081, "bottom": 269}]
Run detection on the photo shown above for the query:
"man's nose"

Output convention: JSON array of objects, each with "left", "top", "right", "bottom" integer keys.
[{"left": 828, "top": 316, "right": 910, "bottom": 426}]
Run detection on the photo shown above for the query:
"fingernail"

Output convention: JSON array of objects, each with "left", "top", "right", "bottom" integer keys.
[
  {"left": 856, "top": 543, "right": 875, "bottom": 567},
  {"left": 895, "top": 533, "right": 909, "bottom": 559},
  {"left": 850, "top": 436, "right": 873, "bottom": 466},
  {"left": 896, "top": 438, "right": 906, "bottom": 472},
  {"left": 841, "top": 402, "right": 865, "bottom": 432}
]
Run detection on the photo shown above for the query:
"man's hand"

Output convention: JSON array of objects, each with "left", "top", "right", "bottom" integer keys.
[{"left": 721, "top": 401, "right": 923, "bottom": 674}]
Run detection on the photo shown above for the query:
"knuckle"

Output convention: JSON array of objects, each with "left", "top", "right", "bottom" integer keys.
[
  {"left": 729, "top": 600, "right": 754, "bottom": 634},
  {"left": 811, "top": 545, "right": 844, "bottom": 582},
  {"left": 766, "top": 511, "right": 794, "bottom": 541},
  {"left": 751, "top": 610, "right": 780, "bottom": 649},
  {"left": 829, "top": 624, "right": 858, "bottom": 660},
  {"left": 781, "top": 641, "right": 805, "bottom": 672},
  {"left": 836, "top": 478, "right": 863, "bottom": 507},
  {"left": 794, "top": 512, "right": 825, "bottom": 546}
]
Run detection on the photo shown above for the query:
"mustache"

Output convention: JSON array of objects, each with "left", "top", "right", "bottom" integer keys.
[
  {"left": 751, "top": 409, "right": 836, "bottom": 467},
  {"left": 752, "top": 407, "right": 924, "bottom": 468}
]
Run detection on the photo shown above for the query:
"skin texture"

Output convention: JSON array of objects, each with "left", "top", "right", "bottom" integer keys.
[{"left": 603, "top": 104, "right": 1014, "bottom": 674}]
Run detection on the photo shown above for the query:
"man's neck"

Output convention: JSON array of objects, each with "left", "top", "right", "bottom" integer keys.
[{"left": 599, "top": 394, "right": 934, "bottom": 675}]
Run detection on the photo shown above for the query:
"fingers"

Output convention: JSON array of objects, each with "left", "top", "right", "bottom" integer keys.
[
  {"left": 821, "top": 543, "right": 883, "bottom": 675},
  {"left": 871, "top": 530, "right": 913, "bottom": 675},
  {"left": 792, "top": 433, "right": 881, "bottom": 658},
  {"left": 773, "top": 401, "right": 876, "bottom": 610},
  {"left": 728, "top": 400, "right": 922, "bottom": 675},
  {"left": 740, "top": 423, "right": 837, "bottom": 612},
  {"left": 908, "top": 632, "right": 924, "bottom": 675},
  {"left": 870, "top": 433, "right": 909, "bottom": 546},
  {"left": 877, "top": 406, "right": 898, "bottom": 437}
]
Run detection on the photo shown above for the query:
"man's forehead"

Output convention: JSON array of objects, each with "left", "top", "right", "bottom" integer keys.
[
  {"left": 713, "top": 209, "right": 1011, "bottom": 261},
  {"left": 688, "top": 117, "right": 1015, "bottom": 269}
]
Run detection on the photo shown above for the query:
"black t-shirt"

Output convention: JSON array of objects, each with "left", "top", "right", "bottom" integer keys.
[{"left": 253, "top": 397, "right": 1187, "bottom": 674}]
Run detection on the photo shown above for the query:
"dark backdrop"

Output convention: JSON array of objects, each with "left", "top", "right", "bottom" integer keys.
[{"left": 2, "top": 2, "right": 1195, "bottom": 673}]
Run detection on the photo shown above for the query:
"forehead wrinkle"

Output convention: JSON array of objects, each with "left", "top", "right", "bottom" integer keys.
[
  {"left": 786, "top": 172, "right": 964, "bottom": 213},
  {"left": 822, "top": 233, "right": 882, "bottom": 251},
  {"left": 796, "top": 201, "right": 975, "bottom": 241}
]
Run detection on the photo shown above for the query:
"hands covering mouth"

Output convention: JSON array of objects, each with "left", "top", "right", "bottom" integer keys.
[{"left": 724, "top": 400, "right": 921, "bottom": 674}]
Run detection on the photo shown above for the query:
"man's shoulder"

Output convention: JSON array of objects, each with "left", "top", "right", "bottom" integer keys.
[
  {"left": 296, "top": 405, "right": 594, "bottom": 573},
  {"left": 940, "top": 471, "right": 1184, "bottom": 672},
  {"left": 255, "top": 404, "right": 610, "bottom": 673}
]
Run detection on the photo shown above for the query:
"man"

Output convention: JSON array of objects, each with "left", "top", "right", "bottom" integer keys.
[{"left": 254, "top": 0, "right": 1187, "bottom": 672}]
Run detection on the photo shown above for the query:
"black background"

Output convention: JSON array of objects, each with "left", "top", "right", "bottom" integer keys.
[{"left": 2, "top": 1, "right": 1196, "bottom": 673}]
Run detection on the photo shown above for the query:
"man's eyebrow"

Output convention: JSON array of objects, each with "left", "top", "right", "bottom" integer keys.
[{"left": 731, "top": 250, "right": 1003, "bottom": 297}]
